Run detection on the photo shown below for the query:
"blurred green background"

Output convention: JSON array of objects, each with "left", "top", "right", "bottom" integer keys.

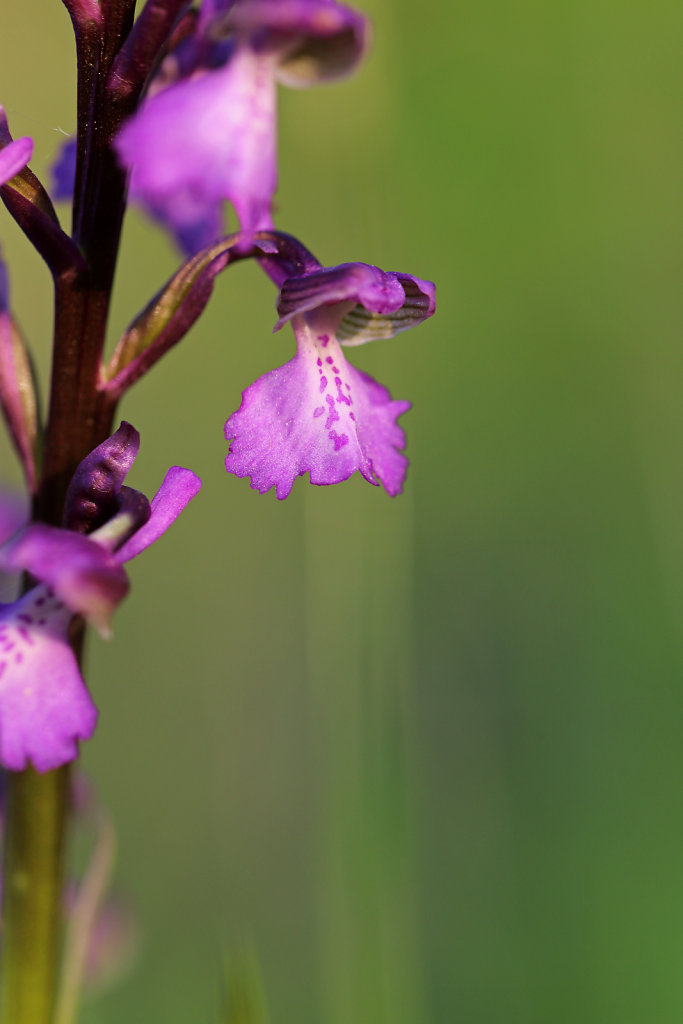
[{"left": 1, "top": 0, "right": 682, "bottom": 1020}]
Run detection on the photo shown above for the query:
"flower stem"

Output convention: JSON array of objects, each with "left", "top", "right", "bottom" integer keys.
[{"left": 0, "top": 766, "right": 71, "bottom": 1024}]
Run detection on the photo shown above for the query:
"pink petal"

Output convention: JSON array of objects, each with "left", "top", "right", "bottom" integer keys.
[
  {"left": 0, "top": 524, "right": 129, "bottom": 634},
  {"left": 115, "top": 467, "right": 202, "bottom": 562},
  {"left": 225, "top": 318, "right": 409, "bottom": 498},
  {"left": 0, "top": 136, "right": 33, "bottom": 186},
  {"left": 116, "top": 47, "right": 277, "bottom": 241},
  {"left": 0, "top": 588, "right": 97, "bottom": 771}
]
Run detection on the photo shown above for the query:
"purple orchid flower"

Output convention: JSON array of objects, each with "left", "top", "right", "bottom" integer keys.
[
  {"left": 0, "top": 135, "right": 33, "bottom": 186},
  {"left": 115, "top": 0, "right": 368, "bottom": 252},
  {"left": 0, "top": 423, "right": 201, "bottom": 772},
  {"left": 224, "top": 257, "right": 435, "bottom": 499}
]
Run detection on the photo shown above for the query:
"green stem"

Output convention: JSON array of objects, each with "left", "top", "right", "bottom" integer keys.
[{"left": 0, "top": 767, "right": 71, "bottom": 1024}]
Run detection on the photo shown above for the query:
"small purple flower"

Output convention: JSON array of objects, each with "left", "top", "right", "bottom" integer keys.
[
  {"left": 0, "top": 424, "right": 201, "bottom": 772},
  {"left": 115, "top": 0, "right": 368, "bottom": 252},
  {"left": 0, "top": 136, "right": 33, "bottom": 186},
  {"left": 225, "top": 260, "right": 435, "bottom": 498}
]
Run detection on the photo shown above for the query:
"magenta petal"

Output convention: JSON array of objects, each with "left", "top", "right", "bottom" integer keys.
[
  {"left": 225, "top": 325, "right": 409, "bottom": 498},
  {"left": 116, "top": 467, "right": 202, "bottom": 562},
  {"left": 0, "top": 524, "right": 129, "bottom": 633},
  {"left": 350, "top": 367, "right": 411, "bottom": 496},
  {"left": 0, "top": 589, "right": 97, "bottom": 772},
  {"left": 116, "top": 46, "right": 277, "bottom": 242},
  {"left": 0, "top": 136, "right": 33, "bottom": 186}
]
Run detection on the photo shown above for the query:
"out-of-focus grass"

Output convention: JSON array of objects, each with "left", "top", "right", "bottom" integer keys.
[{"left": 1, "top": 0, "right": 681, "bottom": 1021}]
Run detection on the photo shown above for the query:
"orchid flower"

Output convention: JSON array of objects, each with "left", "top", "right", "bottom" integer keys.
[
  {"left": 0, "top": 423, "right": 201, "bottom": 771},
  {"left": 115, "top": 0, "right": 368, "bottom": 252},
  {"left": 225, "top": 255, "right": 435, "bottom": 498}
]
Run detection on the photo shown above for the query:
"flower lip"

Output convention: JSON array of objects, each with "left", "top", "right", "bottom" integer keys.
[
  {"left": 0, "top": 589, "right": 99, "bottom": 772},
  {"left": 225, "top": 253, "right": 434, "bottom": 500}
]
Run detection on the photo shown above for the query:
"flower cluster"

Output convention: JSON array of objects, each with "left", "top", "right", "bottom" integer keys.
[{"left": 0, "top": 0, "right": 435, "bottom": 772}]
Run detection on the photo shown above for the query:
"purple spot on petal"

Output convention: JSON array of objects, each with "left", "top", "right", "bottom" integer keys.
[
  {"left": 334, "top": 376, "right": 352, "bottom": 406},
  {"left": 350, "top": 412, "right": 356, "bottom": 420},
  {"left": 17, "top": 627, "right": 33, "bottom": 646},
  {"left": 36, "top": 597, "right": 45, "bottom": 607},
  {"left": 316, "top": 357, "right": 322, "bottom": 366},
  {"left": 332, "top": 366, "right": 339, "bottom": 374},
  {"left": 313, "top": 406, "right": 325, "bottom": 418},
  {"left": 319, "top": 376, "right": 328, "bottom": 393},
  {"left": 329, "top": 430, "right": 350, "bottom": 451},
  {"left": 345, "top": 383, "right": 351, "bottom": 390},
  {"left": 326, "top": 357, "right": 334, "bottom": 364},
  {"left": 325, "top": 394, "right": 340, "bottom": 429},
  {"left": 17, "top": 614, "right": 32, "bottom": 625},
  {"left": 318, "top": 334, "right": 329, "bottom": 347},
  {"left": 37, "top": 618, "right": 47, "bottom": 626}
]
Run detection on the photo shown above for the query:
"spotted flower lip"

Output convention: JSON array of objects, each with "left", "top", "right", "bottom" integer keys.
[
  {"left": 114, "top": 0, "right": 369, "bottom": 251},
  {"left": 0, "top": 424, "right": 202, "bottom": 772},
  {"left": 0, "top": 136, "right": 33, "bottom": 186},
  {"left": 225, "top": 260, "right": 435, "bottom": 499}
]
